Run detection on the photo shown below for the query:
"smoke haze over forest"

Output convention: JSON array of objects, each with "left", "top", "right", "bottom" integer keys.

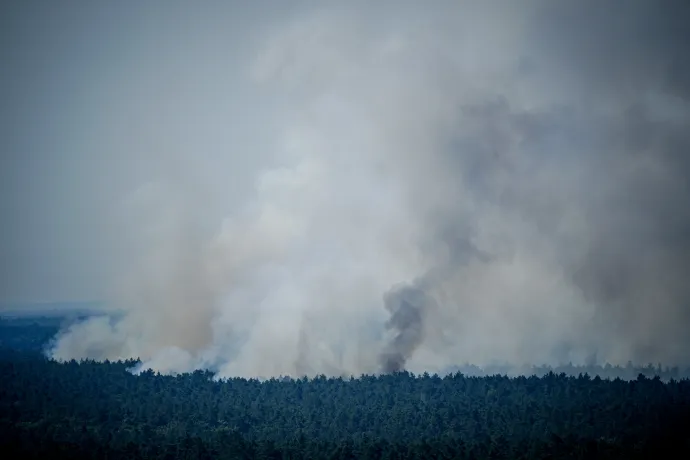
[{"left": 2, "top": 0, "right": 690, "bottom": 377}]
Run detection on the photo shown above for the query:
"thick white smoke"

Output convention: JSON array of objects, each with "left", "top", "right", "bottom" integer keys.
[{"left": 49, "top": 1, "right": 690, "bottom": 376}]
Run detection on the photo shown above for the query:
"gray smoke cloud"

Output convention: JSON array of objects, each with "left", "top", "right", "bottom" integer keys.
[
  {"left": 36, "top": 0, "right": 690, "bottom": 377},
  {"left": 380, "top": 283, "right": 430, "bottom": 373},
  {"left": 379, "top": 237, "right": 490, "bottom": 373}
]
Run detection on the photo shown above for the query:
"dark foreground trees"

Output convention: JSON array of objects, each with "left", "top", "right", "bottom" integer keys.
[{"left": 1, "top": 346, "right": 689, "bottom": 459}]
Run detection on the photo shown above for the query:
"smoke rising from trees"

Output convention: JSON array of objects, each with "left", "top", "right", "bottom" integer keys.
[
  {"left": 30, "top": 0, "right": 690, "bottom": 377},
  {"left": 379, "top": 284, "right": 430, "bottom": 373}
]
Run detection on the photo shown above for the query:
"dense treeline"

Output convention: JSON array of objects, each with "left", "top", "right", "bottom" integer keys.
[
  {"left": 1, "top": 346, "right": 689, "bottom": 459},
  {"left": 2, "top": 317, "right": 690, "bottom": 458}
]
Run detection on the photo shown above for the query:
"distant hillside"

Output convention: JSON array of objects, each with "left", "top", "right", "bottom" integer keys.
[{"left": 0, "top": 301, "right": 104, "bottom": 318}]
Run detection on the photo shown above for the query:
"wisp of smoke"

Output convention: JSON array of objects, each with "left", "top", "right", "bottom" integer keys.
[{"left": 48, "top": 0, "right": 690, "bottom": 377}]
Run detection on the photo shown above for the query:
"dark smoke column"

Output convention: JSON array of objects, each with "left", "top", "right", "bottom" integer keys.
[{"left": 379, "top": 283, "right": 435, "bottom": 373}]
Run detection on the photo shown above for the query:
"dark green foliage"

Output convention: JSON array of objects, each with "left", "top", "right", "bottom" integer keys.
[
  {"left": 1, "top": 318, "right": 689, "bottom": 458},
  {"left": 1, "top": 349, "right": 689, "bottom": 459}
]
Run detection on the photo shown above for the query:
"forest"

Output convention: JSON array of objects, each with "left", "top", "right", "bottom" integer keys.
[{"left": 1, "top": 316, "right": 689, "bottom": 459}]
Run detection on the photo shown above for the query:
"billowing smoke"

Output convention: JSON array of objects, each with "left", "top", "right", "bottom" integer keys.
[
  {"left": 41, "top": 0, "right": 690, "bottom": 377},
  {"left": 380, "top": 283, "right": 430, "bottom": 373}
]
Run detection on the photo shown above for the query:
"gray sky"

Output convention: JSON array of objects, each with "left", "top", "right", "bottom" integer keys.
[
  {"left": 1, "top": 1, "right": 292, "bottom": 302},
  {"left": 2, "top": 1, "right": 690, "bottom": 376}
]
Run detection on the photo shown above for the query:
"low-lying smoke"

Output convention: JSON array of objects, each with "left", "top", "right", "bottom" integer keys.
[{"left": 47, "top": 0, "right": 690, "bottom": 377}]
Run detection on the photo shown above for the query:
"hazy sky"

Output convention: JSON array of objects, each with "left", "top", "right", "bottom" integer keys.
[
  {"left": 1, "top": 1, "right": 292, "bottom": 302},
  {"left": 2, "top": 1, "right": 690, "bottom": 376}
]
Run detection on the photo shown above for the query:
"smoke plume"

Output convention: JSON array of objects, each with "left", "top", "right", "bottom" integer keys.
[
  {"left": 380, "top": 283, "right": 429, "bottom": 373},
  {"left": 41, "top": 0, "right": 690, "bottom": 377}
]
